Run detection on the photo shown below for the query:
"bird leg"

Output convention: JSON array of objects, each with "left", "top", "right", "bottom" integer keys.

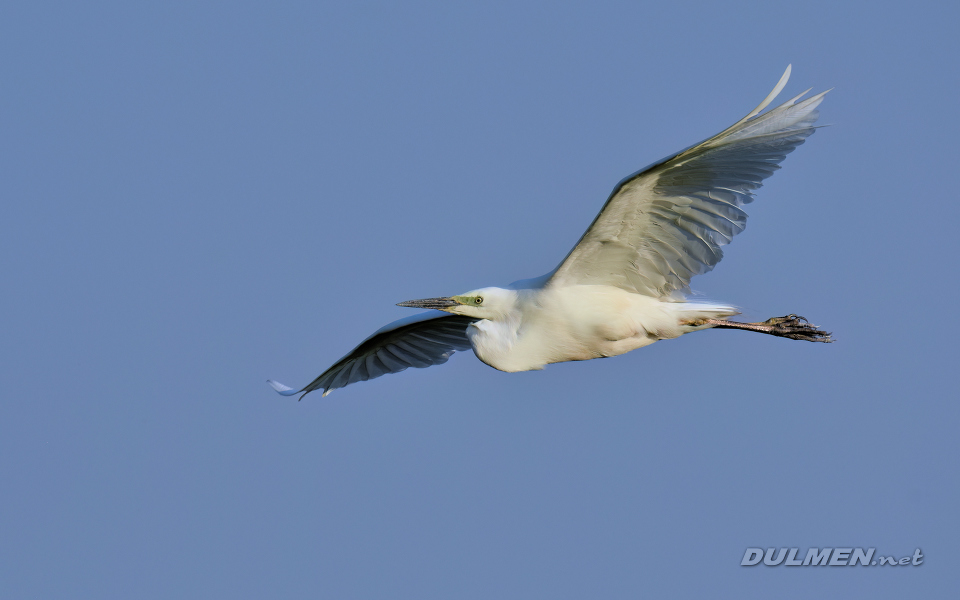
[{"left": 704, "top": 314, "right": 832, "bottom": 343}]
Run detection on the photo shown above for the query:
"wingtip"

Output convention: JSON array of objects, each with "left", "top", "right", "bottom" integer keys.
[
  {"left": 266, "top": 379, "right": 301, "bottom": 396},
  {"left": 753, "top": 64, "right": 792, "bottom": 116},
  {"left": 699, "top": 64, "right": 796, "bottom": 148}
]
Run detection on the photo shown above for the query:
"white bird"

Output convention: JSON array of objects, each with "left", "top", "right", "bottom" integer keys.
[{"left": 269, "top": 65, "right": 831, "bottom": 399}]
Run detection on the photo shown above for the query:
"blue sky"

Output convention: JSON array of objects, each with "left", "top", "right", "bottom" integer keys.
[{"left": 2, "top": 1, "right": 958, "bottom": 598}]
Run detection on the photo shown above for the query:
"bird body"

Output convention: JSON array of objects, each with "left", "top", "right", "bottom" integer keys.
[
  {"left": 269, "top": 65, "right": 832, "bottom": 399},
  {"left": 455, "top": 285, "right": 736, "bottom": 372}
]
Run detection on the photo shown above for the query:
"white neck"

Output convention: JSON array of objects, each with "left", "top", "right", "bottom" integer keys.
[{"left": 465, "top": 310, "right": 524, "bottom": 372}]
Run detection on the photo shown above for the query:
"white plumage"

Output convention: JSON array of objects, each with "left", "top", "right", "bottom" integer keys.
[{"left": 270, "top": 65, "right": 831, "bottom": 399}]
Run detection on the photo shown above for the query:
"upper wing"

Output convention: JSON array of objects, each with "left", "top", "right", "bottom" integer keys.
[
  {"left": 548, "top": 65, "right": 827, "bottom": 298},
  {"left": 268, "top": 312, "right": 474, "bottom": 399}
]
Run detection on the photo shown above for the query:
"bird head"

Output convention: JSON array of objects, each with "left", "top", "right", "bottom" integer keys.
[{"left": 397, "top": 287, "right": 517, "bottom": 320}]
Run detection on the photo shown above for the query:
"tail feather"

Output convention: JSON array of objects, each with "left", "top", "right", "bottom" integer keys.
[
  {"left": 680, "top": 302, "right": 739, "bottom": 318},
  {"left": 676, "top": 302, "right": 740, "bottom": 329}
]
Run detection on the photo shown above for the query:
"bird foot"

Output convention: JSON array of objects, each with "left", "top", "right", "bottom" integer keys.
[
  {"left": 760, "top": 314, "right": 832, "bottom": 342},
  {"left": 706, "top": 314, "right": 833, "bottom": 343}
]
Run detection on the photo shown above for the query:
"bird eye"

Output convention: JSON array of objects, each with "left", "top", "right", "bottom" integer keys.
[{"left": 475, "top": 297, "right": 483, "bottom": 304}]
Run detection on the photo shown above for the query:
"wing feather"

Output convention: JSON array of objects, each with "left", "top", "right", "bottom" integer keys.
[
  {"left": 268, "top": 312, "right": 475, "bottom": 399},
  {"left": 548, "top": 67, "right": 827, "bottom": 297}
]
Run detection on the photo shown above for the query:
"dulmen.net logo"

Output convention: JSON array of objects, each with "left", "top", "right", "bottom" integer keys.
[{"left": 741, "top": 548, "right": 923, "bottom": 567}]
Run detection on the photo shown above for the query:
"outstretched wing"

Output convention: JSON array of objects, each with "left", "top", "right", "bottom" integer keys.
[
  {"left": 268, "top": 312, "right": 475, "bottom": 399},
  {"left": 548, "top": 65, "right": 827, "bottom": 298}
]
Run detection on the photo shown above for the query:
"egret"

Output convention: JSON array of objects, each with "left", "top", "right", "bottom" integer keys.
[{"left": 269, "top": 65, "right": 831, "bottom": 399}]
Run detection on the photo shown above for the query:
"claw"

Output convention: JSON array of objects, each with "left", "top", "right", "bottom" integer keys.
[
  {"left": 762, "top": 314, "right": 805, "bottom": 327},
  {"left": 765, "top": 314, "right": 832, "bottom": 342}
]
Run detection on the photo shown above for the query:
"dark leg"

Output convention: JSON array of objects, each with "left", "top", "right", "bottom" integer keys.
[{"left": 705, "top": 314, "right": 832, "bottom": 343}]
